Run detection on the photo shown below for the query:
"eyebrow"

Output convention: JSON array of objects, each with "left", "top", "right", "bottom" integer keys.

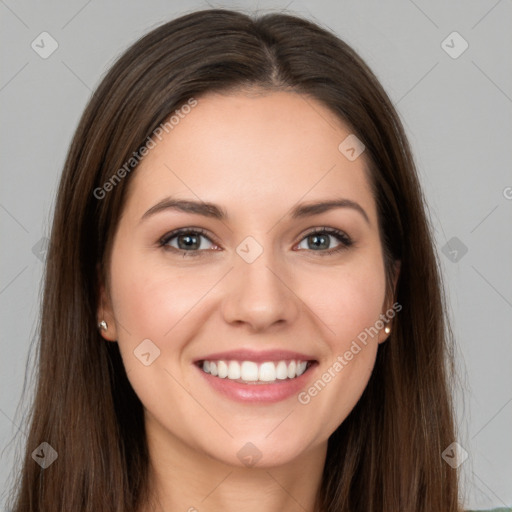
[{"left": 140, "top": 197, "right": 370, "bottom": 225}]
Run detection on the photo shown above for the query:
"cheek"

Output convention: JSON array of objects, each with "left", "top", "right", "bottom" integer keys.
[
  {"left": 109, "top": 247, "right": 219, "bottom": 348},
  {"left": 107, "top": 249, "right": 219, "bottom": 409},
  {"left": 302, "top": 259, "right": 387, "bottom": 346},
  {"left": 298, "top": 270, "right": 385, "bottom": 438},
  {"left": 110, "top": 241, "right": 386, "bottom": 345}
]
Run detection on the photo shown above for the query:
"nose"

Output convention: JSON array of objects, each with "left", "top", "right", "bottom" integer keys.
[{"left": 220, "top": 245, "right": 301, "bottom": 333}]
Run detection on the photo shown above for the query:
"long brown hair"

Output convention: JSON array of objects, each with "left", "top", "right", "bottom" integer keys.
[{"left": 7, "top": 8, "right": 461, "bottom": 511}]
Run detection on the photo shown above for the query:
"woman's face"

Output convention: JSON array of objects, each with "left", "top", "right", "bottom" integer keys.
[{"left": 99, "top": 90, "right": 398, "bottom": 468}]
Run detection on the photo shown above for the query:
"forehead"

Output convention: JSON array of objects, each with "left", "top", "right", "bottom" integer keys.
[{"left": 123, "top": 90, "right": 376, "bottom": 225}]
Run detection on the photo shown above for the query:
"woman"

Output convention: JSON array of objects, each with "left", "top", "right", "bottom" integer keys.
[{"left": 7, "top": 7, "right": 504, "bottom": 512}]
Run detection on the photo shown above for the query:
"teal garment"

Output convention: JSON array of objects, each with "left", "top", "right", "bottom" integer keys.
[{"left": 467, "top": 509, "right": 512, "bottom": 511}]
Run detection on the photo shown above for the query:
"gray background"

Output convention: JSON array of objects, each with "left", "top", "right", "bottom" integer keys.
[{"left": 1, "top": 0, "right": 511, "bottom": 509}]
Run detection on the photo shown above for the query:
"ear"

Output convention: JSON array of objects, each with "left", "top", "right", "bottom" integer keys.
[
  {"left": 96, "top": 265, "right": 118, "bottom": 342},
  {"left": 378, "top": 259, "right": 401, "bottom": 344}
]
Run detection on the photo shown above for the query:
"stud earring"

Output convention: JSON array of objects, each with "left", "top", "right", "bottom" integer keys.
[
  {"left": 384, "top": 325, "right": 391, "bottom": 334},
  {"left": 98, "top": 320, "right": 108, "bottom": 331}
]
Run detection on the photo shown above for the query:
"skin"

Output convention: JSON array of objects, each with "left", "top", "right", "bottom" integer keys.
[{"left": 98, "top": 90, "right": 400, "bottom": 512}]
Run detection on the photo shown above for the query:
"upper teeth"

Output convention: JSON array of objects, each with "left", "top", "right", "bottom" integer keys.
[{"left": 202, "top": 360, "right": 309, "bottom": 382}]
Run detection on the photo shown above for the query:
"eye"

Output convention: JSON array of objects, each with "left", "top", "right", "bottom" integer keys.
[
  {"left": 159, "top": 228, "right": 218, "bottom": 257},
  {"left": 159, "top": 226, "right": 353, "bottom": 257},
  {"left": 295, "top": 227, "right": 353, "bottom": 255}
]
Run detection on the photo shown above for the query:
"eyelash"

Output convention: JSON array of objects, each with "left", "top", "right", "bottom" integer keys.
[{"left": 158, "top": 227, "right": 353, "bottom": 258}]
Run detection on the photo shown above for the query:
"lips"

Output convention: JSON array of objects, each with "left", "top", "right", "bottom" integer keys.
[{"left": 193, "top": 348, "right": 318, "bottom": 402}]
